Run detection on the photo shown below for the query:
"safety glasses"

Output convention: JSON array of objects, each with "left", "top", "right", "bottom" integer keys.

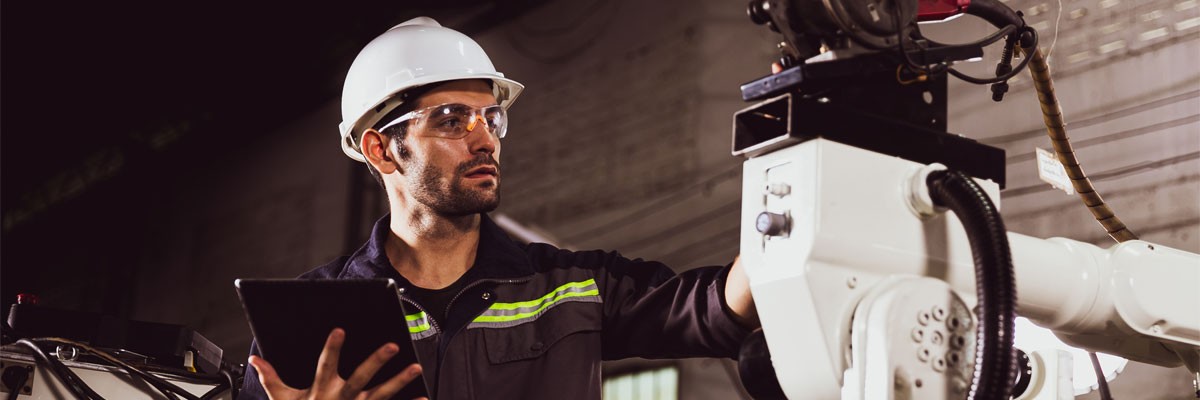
[{"left": 377, "top": 103, "right": 508, "bottom": 139}]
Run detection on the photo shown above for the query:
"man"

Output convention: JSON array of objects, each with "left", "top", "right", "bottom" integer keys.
[{"left": 242, "top": 17, "right": 758, "bottom": 400}]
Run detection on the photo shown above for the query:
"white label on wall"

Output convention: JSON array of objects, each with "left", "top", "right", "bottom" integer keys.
[{"left": 1036, "top": 147, "right": 1076, "bottom": 195}]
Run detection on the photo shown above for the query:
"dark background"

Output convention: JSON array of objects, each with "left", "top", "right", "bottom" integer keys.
[{"left": 1, "top": 0, "right": 548, "bottom": 323}]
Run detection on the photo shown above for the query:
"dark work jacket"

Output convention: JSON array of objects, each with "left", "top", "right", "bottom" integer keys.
[{"left": 240, "top": 214, "right": 752, "bottom": 400}]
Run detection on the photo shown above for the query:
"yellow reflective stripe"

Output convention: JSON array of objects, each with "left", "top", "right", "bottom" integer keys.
[
  {"left": 486, "top": 279, "right": 597, "bottom": 311},
  {"left": 473, "top": 289, "right": 599, "bottom": 323},
  {"left": 408, "top": 321, "right": 431, "bottom": 334},
  {"left": 406, "top": 311, "right": 433, "bottom": 334}
]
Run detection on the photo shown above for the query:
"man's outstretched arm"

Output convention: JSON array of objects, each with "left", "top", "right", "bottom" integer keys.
[{"left": 724, "top": 256, "right": 760, "bottom": 329}]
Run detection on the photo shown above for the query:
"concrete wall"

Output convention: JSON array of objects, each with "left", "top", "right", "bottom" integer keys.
[
  {"left": 127, "top": 103, "right": 363, "bottom": 361},
  {"left": 122, "top": 0, "right": 1197, "bottom": 398}
]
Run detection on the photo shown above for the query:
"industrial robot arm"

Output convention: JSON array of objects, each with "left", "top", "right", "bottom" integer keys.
[
  {"left": 736, "top": 139, "right": 1199, "bottom": 400},
  {"left": 731, "top": 1, "right": 1199, "bottom": 398}
]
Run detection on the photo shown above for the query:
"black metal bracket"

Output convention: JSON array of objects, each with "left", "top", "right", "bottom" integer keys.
[{"left": 732, "top": 91, "right": 1006, "bottom": 188}]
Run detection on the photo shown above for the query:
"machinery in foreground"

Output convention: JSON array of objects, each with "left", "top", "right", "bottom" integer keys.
[{"left": 1, "top": 298, "right": 238, "bottom": 399}]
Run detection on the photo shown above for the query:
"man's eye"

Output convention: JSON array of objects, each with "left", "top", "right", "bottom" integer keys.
[{"left": 437, "top": 116, "right": 465, "bottom": 129}]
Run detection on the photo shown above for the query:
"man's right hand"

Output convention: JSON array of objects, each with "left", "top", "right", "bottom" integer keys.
[{"left": 248, "top": 328, "right": 426, "bottom": 400}]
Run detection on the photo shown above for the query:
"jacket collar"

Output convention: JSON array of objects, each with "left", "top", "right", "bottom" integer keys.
[{"left": 339, "top": 213, "right": 535, "bottom": 284}]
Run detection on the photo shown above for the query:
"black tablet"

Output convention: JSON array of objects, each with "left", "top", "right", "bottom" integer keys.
[{"left": 235, "top": 279, "right": 429, "bottom": 399}]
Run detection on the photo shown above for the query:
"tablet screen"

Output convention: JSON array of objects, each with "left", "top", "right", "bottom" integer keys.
[{"left": 236, "top": 279, "right": 429, "bottom": 398}]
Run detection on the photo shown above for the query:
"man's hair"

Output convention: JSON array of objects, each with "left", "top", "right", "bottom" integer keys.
[{"left": 363, "top": 85, "right": 435, "bottom": 187}]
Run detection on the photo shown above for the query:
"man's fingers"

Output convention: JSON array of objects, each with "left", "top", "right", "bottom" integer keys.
[
  {"left": 343, "top": 342, "right": 400, "bottom": 393},
  {"left": 314, "top": 328, "right": 346, "bottom": 385},
  {"left": 249, "top": 355, "right": 296, "bottom": 395},
  {"left": 771, "top": 62, "right": 784, "bottom": 74},
  {"left": 365, "top": 363, "right": 423, "bottom": 400}
]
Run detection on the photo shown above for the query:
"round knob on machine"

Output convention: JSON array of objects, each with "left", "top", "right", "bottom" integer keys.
[
  {"left": 747, "top": 0, "right": 772, "bottom": 25},
  {"left": 755, "top": 211, "right": 789, "bottom": 236}
]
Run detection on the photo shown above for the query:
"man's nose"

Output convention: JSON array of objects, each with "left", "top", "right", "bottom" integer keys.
[{"left": 466, "top": 116, "right": 498, "bottom": 154}]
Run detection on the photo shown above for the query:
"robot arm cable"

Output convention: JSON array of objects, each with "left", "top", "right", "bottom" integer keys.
[
  {"left": 926, "top": 169, "right": 1018, "bottom": 400},
  {"left": 943, "top": 27, "right": 1037, "bottom": 85},
  {"left": 1025, "top": 47, "right": 1138, "bottom": 243},
  {"left": 1025, "top": 44, "right": 1130, "bottom": 400},
  {"left": 36, "top": 337, "right": 200, "bottom": 400},
  {"left": 12, "top": 339, "right": 104, "bottom": 400}
]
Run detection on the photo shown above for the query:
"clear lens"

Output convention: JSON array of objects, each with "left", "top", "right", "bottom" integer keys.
[
  {"left": 393, "top": 103, "right": 507, "bottom": 139},
  {"left": 483, "top": 105, "right": 507, "bottom": 139}
]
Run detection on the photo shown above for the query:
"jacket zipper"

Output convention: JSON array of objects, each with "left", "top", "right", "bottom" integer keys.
[
  {"left": 433, "top": 276, "right": 531, "bottom": 397},
  {"left": 398, "top": 295, "right": 442, "bottom": 334},
  {"left": 393, "top": 295, "right": 441, "bottom": 399}
]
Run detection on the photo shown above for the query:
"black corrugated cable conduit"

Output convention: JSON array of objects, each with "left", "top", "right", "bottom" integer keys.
[{"left": 926, "top": 169, "right": 1018, "bottom": 400}]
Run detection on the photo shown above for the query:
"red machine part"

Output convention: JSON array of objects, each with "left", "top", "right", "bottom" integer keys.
[
  {"left": 16, "top": 293, "right": 39, "bottom": 305},
  {"left": 917, "top": 0, "right": 971, "bottom": 21}
]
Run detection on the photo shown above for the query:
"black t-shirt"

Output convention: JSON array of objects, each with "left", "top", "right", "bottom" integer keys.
[{"left": 404, "top": 273, "right": 471, "bottom": 325}]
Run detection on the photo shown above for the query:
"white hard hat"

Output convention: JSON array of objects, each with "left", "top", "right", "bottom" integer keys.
[{"left": 338, "top": 16, "right": 524, "bottom": 162}]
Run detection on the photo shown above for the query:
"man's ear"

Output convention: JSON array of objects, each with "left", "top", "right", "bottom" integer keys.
[{"left": 361, "top": 129, "right": 399, "bottom": 174}]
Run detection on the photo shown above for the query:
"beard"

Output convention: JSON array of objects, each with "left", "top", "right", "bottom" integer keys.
[{"left": 408, "top": 154, "right": 501, "bottom": 217}]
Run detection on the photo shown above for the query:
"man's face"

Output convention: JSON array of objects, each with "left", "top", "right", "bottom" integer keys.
[{"left": 395, "top": 80, "right": 503, "bottom": 217}]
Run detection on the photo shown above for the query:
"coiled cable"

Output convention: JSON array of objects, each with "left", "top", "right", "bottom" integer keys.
[
  {"left": 1024, "top": 45, "right": 1126, "bottom": 400},
  {"left": 1024, "top": 47, "right": 1138, "bottom": 242}
]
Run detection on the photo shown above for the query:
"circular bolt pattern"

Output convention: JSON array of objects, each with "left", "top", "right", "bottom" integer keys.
[
  {"left": 909, "top": 301, "right": 977, "bottom": 378},
  {"left": 481, "top": 292, "right": 492, "bottom": 300},
  {"left": 911, "top": 327, "right": 924, "bottom": 342},
  {"left": 932, "top": 306, "right": 947, "bottom": 321}
]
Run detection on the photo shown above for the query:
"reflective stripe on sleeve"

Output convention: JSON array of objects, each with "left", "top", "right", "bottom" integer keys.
[
  {"left": 467, "top": 278, "right": 601, "bottom": 329},
  {"left": 406, "top": 311, "right": 438, "bottom": 340}
]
